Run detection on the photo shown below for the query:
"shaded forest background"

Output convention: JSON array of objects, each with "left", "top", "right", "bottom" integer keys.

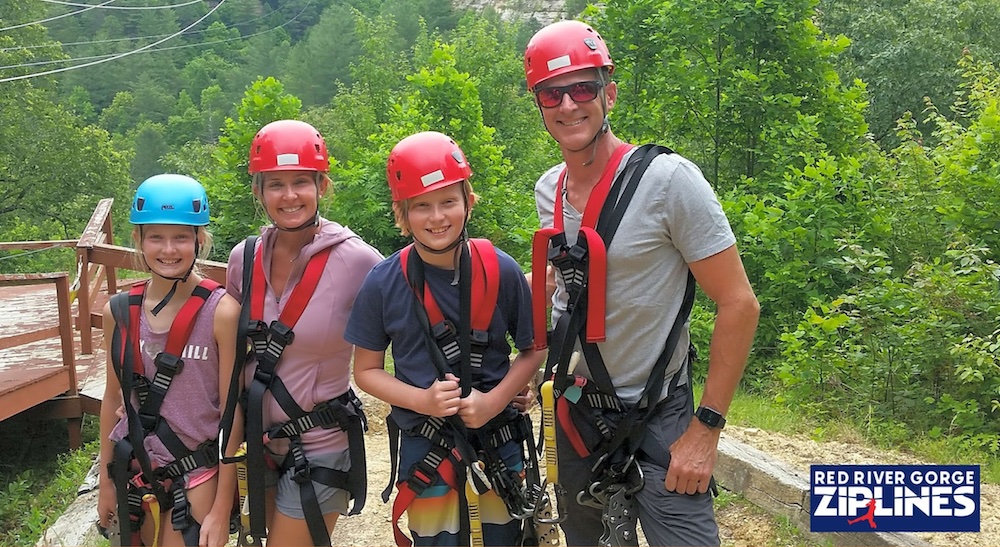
[{"left": 1, "top": 0, "right": 999, "bottom": 455}]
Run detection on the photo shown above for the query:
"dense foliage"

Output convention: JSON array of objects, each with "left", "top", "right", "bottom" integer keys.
[{"left": 1, "top": 0, "right": 998, "bottom": 450}]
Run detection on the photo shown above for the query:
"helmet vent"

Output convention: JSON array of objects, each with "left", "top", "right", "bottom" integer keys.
[
  {"left": 136, "top": 197, "right": 145, "bottom": 211},
  {"left": 192, "top": 199, "right": 202, "bottom": 213}
]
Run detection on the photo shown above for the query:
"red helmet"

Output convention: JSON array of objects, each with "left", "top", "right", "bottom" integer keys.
[
  {"left": 386, "top": 132, "right": 472, "bottom": 202},
  {"left": 248, "top": 120, "right": 329, "bottom": 174},
  {"left": 524, "top": 20, "right": 614, "bottom": 91}
]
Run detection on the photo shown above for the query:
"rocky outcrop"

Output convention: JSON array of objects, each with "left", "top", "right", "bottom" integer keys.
[{"left": 454, "top": 0, "right": 568, "bottom": 25}]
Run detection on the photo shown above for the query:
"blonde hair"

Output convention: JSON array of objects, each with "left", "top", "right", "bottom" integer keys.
[
  {"left": 130, "top": 225, "right": 214, "bottom": 275},
  {"left": 392, "top": 180, "right": 477, "bottom": 237}
]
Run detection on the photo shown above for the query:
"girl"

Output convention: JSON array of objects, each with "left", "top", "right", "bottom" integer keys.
[{"left": 97, "top": 174, "right": 242, "bottom": 547}]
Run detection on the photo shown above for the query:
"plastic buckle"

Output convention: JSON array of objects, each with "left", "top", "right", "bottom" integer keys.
[
  {"left": 253, "top": 365, "right": 275, "bottom": 386},
  {"left": 291, "top": 463, "right": 311, "bottom": 485},
  {"left": 247, "top": 319, "right": 268, "bottom": 336},
  {"left": 408, "top": 461, "right": 436, "bottom": 495},
  {"left": 268, "top": 320, "right": 295, "bottom": 346},
  {"left": 312, "top": 401, "right": 343, "bottom": 430},
  {"left": 567, "top": 243, "right": 588, "bottom": 264},
  {"left": 431, "top": 320, "right": 456, "bottom": 342},
  {"left": 138, "top": 411, "right": 159, "bottom": 432},
  {"left": 154, "top": 352, "right": 183, "bottom": 375},
  {"left": 470, "top": 329, "right": 489, "bottom": 347}
]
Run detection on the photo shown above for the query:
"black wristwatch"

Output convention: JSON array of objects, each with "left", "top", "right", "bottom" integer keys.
[{"left": 695, "top": 406, "right": 726, "bottom": 430}]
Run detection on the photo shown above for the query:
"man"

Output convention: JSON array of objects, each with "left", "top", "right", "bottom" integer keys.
[{"left": 524, "top": 20, "right": 759, "bottom": 546}]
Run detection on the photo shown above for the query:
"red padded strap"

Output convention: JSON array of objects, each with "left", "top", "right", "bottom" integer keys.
[
  {"left": 390, "top": 457, "right": 459, "bottom": 547},
  {"left": 126, "top": 282, "right": 146, "bottom": 374},
  {"left": 552, "top": 143, "right": 634, "bottom": 231},
  {"left": 250, "top": 244, "right": 333, "bottom": 329},
  {"left": 530, "top": 228, "right": 562, "bottom": 350},
  {"left": 164, "top": 279, "right": 221, "bottom": 356},
  {"left": 125, "top": 279, "right": 221, "bottom": 373},
  {"left": 468, "top": 239, "right": 499, "bottom": 331},
  {"left": 400, "top": 241, "right": 499, "bottom": 331}
]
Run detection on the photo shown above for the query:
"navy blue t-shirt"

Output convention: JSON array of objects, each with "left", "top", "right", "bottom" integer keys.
[{"left": 345, "top": 244, "right": 535, "bottom": 431}]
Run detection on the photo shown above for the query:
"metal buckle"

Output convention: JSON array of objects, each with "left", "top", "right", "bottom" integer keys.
[{"left": 534, "top": 478, "right": 569, "bottom": 524}]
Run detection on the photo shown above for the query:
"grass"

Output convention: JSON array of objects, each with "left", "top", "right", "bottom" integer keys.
[
  {"left": 724, "top": 389, "right": 1000, "bottom": 483},
  {"left": 714, "top": 489, "right": 831, "bottom": 547},
  {"left": 0, "top": 414, "right": 100, "bottom": 546}
]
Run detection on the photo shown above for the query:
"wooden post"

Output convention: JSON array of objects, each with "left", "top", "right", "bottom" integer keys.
[{"left": 55, "top": 274, "right": 82, "bottom": 449}]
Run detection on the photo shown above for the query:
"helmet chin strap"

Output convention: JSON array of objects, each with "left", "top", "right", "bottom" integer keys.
[
  {"left": 413, "top": 227, "right": 470, "bottom": 286},
  {"left": 273, "top": 211, "right": 319, "bottom": 232},
  {"left": 140, "top": 226, "right": 200, "bottom": 316},
  {"left": 264, "top": 172, "right": 322, "bottom": 232}
]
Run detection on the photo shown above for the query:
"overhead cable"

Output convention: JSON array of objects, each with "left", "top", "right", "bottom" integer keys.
[
  {"left": 0, "top": 0, "right": 227, "bottom": 83},
  {"left": 0, "top": 0, "right": 308, "bottom": 72},
  {"left": 39, "top": 0, "right": 205, "bottom": 10},
  {"left": 0, "top": 0, "right": 117, "bottom": 32}
]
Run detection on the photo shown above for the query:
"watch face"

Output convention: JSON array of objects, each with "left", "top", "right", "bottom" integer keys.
[{"left": 697, "top": 407, "right": 724, "bottom": 428}]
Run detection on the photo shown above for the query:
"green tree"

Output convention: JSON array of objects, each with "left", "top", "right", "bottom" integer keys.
[
  {"left": 201, "top": 77, "right": 303, "bottom": 258},
  {"left": 817, "top": 0, "right": 1000, "bottom": 145},
  {"left": 598, "top": 0, "right": 868, "bottom": 192}
]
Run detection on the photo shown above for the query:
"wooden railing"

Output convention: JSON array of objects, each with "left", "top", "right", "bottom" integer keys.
[{"left": 0, "top": 272, "right": 82, "bottom": 447}]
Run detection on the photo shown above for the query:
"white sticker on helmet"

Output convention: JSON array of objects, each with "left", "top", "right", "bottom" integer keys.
[
  {"left": 276, "top": 153, "right": 299, "bottom": 166},
  {"left": 421, "top": 170, "right": 445, "bottom": 187},
  {"left": 547, "top": 55, "right": 571, "bottom": 71}
]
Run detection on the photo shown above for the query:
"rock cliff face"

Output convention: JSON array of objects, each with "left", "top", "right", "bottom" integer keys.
[{"left": 453, "top": 0, "right": 569, "bottom": 25}]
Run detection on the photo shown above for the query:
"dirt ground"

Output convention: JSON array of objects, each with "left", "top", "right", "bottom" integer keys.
[
  {"left": 66, "top": 390, "right": 996, "bottom": 546},
  {"left": 332, "top": 392, "right": 999, "bottom": 547}
]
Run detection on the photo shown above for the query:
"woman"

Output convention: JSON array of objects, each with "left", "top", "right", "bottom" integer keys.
[{"left": 226, "top": 120, "right": 382, "bottom": 546}]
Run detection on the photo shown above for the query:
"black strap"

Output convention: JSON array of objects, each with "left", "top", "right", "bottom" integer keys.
[
  {"left": 219, "top": 235, "right": 256, "bottom": 467},
  {"left": 109, "top": 293, "right": 171, "bottom": 542},
  {"left": 240, "top": 237, "right": 269, "bottom": 542}
]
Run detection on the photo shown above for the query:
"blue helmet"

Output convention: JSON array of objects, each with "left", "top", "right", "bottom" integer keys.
[{"left": 130, "top": 174, "right": 210, "bottom": 226}]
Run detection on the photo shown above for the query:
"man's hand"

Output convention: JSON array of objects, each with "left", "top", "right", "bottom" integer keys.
[{"left": 664, "top": 418, "right": 720, "bottom": 495}]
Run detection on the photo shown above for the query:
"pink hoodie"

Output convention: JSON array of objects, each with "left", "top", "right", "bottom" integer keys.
[{"left": 227, "top": 218, "right": 382, "bottom": 455}]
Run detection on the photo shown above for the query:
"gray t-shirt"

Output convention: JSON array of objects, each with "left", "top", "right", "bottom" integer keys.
[{"left": 535, "top": 147, "right": 736, "bottom": 405}]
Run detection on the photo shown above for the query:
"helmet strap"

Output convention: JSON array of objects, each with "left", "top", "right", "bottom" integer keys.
[
  {"left": 267, "top": 172, "right": 322, "bottom": 232},
  {"left": 141, "top": 227, "right": 200, "bottom": 316}
]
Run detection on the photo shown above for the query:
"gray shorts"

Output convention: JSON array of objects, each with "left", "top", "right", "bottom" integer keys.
[
  {"left": 265, "top": 448, "right": 351, "bottom": 519},
  {"left": 555, "top": 381, "right": 720, "bottom": 546}
]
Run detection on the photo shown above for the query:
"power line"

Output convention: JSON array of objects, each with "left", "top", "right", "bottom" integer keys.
[
  {"left": 1, "top": 3, "right": 286, "bottom": 52},
  {"left": 0, "top": 0, "right": 309, "bottom": 72},
  {"left": 0, "top": 0, "right": 227, "bottom": 83},
  {"left": 39, "top": 0, "right": 206, "bottom": 10},
  {"left": 0, "top": 0, "right": 117, "bottom": 33}
]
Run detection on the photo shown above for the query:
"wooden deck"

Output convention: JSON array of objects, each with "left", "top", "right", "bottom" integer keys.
[{"left": 0, "top": 198, "right": 226, "bottom": 450}]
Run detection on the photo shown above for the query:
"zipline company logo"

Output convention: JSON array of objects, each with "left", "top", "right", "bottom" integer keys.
[{"left": 810, "top": 465, "right": 980, "bottom": 532}]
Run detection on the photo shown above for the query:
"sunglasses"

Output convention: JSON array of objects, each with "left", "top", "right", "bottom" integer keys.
[{"left": 534, "top": 80, "right": 604, "bottom": 108}]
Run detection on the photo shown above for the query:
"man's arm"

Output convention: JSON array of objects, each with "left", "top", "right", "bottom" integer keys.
[{"left": 665, "top": 244, "right": 759, "bottom": 495}]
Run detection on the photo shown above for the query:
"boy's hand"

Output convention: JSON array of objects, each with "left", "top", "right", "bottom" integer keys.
[
  {"left": 512, "top": 386, "right": 535, "bottom": 413},
  {"left": 423, "top": 373, "right": 461, "bottom": 417},
  {"left": 458, "top": 388, "right": 504, "bottom": 429}
]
